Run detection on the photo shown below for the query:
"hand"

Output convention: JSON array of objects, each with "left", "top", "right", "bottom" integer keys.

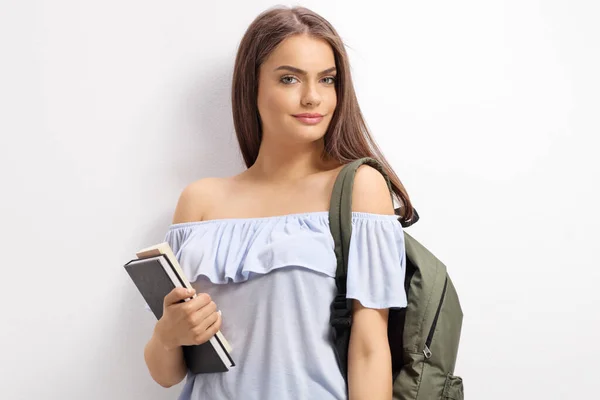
[{"left": 154, "top": 288, "right": 222, "bottom": 351}]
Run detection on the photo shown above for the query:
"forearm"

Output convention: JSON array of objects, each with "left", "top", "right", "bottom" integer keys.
[
  {"left": 144, "top": 330, "right": 187, "bottom": 388},
  {"left": 348, "top": 350, "right": 392, "bottom": 400}
]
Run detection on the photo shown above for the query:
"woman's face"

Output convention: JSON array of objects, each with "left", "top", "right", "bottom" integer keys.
[{"left": 257, "top": 34, "right": 337, "bottom": 145}]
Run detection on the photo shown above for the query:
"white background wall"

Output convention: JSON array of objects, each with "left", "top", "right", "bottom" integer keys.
[{"left": 1, "top": 1, "right": 598, "bottom": 399}]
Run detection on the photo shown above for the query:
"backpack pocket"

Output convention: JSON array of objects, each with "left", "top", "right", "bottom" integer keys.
[{"left": 442, "top": 373, "right": 464, "bottom": 400}]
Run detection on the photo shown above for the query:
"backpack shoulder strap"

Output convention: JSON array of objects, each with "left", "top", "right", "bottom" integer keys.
[
  {"left": 329, "top": 157, "right": 394, "bottom": 290},
  {"left": 327, "top": 157, "right": 393, "bottom": 382}
]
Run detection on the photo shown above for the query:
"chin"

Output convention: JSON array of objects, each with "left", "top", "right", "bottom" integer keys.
[{"left": 290, "top": 128, "right": 328, "bottom": 143}]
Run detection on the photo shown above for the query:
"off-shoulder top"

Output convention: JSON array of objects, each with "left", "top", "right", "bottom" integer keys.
[{"left": 154, "top": 211, "right": 407, "bottom": 400}]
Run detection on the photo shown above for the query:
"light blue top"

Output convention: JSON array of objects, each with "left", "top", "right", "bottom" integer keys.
[{"left": 158, "top": 211, "right": 407, "bottom": 400}]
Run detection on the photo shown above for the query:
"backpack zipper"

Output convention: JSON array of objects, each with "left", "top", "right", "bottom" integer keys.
[{"left": 423, "top": 276, "right": 448, "bottom": 359}]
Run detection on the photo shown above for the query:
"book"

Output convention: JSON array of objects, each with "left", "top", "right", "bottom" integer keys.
[
  {"left": 134, "top": 242, "right": 233, "bottom": 355},
  {"left": 124, "top": 242, "right": 234, "bottom": 373}
]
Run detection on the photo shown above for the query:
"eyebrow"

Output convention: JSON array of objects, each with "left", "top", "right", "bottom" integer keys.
[{"left": 273, "top": 65, "right": 337, "bottom": 75}]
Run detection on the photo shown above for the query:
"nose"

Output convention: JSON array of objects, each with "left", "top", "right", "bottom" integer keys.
[{"left": 301, "top": 82, "right": 321, "bottom": 107}]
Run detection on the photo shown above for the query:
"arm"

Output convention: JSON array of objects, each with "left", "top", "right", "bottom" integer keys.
[
  {"left": 348, "top": 303, "right": 392, "bottom": 399},
  {"left": 347, "top": 165, "right": 395, "bottom": 400},
  {"left": 145, "top": 289, "right": 221, "bottom": 388},
  {"left": 144, "top": 331, "right": 187, "bottom": 388},
  {"left": 143, "top": 181, "right": 208, "bottom": 387}
]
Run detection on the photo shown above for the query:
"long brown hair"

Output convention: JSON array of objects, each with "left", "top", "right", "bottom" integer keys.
[{"left": 231, "top": 5, "right": 415, "bottom": 224}]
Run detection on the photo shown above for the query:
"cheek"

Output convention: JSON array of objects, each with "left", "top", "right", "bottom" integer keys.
[
  {"left": 327, "top": 89, "right": 337, "bottom": 109},
  {"left": 259, "top": 89, "right": 296, "bottom": 121}
]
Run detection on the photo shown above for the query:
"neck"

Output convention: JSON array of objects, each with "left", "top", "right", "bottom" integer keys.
[{"left": 246, "top": 137, "right": 336, "bottom": 184}]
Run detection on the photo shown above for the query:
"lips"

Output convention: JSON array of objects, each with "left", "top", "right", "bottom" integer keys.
[
  {"left": 293, "top": 113, "right": 324, "bottom": 125},
  {"left": 293, "top": 113, "right": 323, "bottom": 118}
]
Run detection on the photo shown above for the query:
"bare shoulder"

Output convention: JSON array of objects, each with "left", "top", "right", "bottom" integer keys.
[
  {"left": 351, "top": 164, "right": 395, "bottom": 215},
  {"left": 171, "top": 177, "right": 226, "bottom": 224}
]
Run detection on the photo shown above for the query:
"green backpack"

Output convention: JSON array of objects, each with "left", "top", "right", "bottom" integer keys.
[{"left": 328, "top": 157, "right": 464, "bottom": 400}]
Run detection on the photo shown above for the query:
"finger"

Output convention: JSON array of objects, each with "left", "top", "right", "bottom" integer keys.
[
  {"left": 164, "top": 287, "right": 195, "bottom": 307},
  {"left": 194, "top": 311, "right": 219, "bottom": 334},
  {"left": 195, "top": 300, "right": 218, "bottom": 320},
  {"left": 186, "top": 301, "right": 216, "bottom": 326},
  {"left": 191, "top": 301, "right": 218, "bottom": 326},
  {"left": 212, "top": 311, "right": 223, "bottom": 332},
  {"left": 193, "top": 313, "right": 222, "bottom": 344},
  {"left": 207, "top": 312, "right": 222, "bottom": 335},
  {"left": 184, "top": 293, "right": 212, "bottom": 313}
]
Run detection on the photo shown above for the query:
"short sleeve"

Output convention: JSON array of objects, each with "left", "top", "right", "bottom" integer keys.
[
  {"left": 346, "top": 213, "right": 408, "bottom": 309},
  {"left": 143, "top": 226, "right": 190, "bottom": 313},
  {"left": 163, "top": 225, "right": 189, "bottom": 257}
]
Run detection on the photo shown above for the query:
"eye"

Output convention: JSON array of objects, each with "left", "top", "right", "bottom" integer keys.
[
  {"left": 279, "top": 75, "right": 336, "bottom": 85},
  {"left": 280, "top": 76, "right": 298, "bottom": 85}
]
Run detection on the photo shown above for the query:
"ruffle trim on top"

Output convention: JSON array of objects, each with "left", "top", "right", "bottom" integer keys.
[{"left": 162, "top": 211, "right": 407, "bottom": 309}]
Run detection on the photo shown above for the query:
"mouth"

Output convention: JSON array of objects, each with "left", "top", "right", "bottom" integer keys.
[{"left": 292, "top": 114, "right": 324, "bottom": 125}]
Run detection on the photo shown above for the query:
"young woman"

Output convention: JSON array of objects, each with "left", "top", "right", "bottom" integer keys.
[{"left": 144, "top": 5, "right": 415, "bottom": 400}]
